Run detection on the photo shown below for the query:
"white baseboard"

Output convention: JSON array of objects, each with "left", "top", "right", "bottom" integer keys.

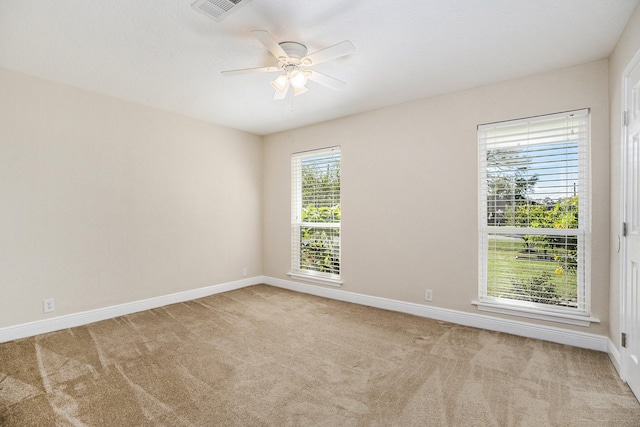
[
  {"left": 0, "top": 275, "right": 611, "bottom": 355},
  {"left": 0, "top": 276, "right": 263, "bottom": 343},
  {"left": 263, "top": 276, "right": 610, "bottom": 352},
  {"left": 607, "top": 338, "right": 622, "bottom": 375}
]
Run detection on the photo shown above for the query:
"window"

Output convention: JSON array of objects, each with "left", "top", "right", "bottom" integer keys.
[
  {"left": 290, "top": 147, "right": 342, "bottom": 286},
  {"left": 478, "top": 110, "right": 591, "bottom": 321}
]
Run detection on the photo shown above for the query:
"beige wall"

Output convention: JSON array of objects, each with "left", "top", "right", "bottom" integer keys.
[
  {"left": 0, "top": 48, "right": 619, "bottom": 339},
  {"left": 608, "top": 3, "right": 640, "bottom": 351},
  {"left": 264, "top": 60, "right": 610, "bottom": 335},
  {"left": 0, "top": 68, "right": 263, "bottom": 328}
]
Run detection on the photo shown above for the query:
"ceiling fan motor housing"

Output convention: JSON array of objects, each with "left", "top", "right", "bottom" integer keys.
[{"left": 279, "top": 42, "right": 308, "bottom": 65}]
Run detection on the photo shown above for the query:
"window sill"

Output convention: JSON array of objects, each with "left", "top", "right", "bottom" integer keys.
[
  {"left": 287, "top": 272, "right": 343, "bottom": 287},
  {"left": 471, "top": 300, "right": 600, "bottom": 327}
]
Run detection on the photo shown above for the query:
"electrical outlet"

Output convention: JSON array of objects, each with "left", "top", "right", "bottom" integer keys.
[
  {"left": 43, "top": 298, "right": 55, "bottom": 313},
  {"left": 242, "top": 267, "right": 248, "bottom": 277},
  {"left": 425, "top": 289, "right": 433, "bottom": 302}
]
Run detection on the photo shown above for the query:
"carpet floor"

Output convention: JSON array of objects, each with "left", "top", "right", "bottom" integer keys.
[{"left": 1, "top": 284, "right": 639, "bottom": 426}]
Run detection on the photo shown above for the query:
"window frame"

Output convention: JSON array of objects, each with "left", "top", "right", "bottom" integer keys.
[
  {"left": 476, "top": 109, "right": 596, "bottom": 325},
  {"left": 289, "top": 146, "right": 342, "bottom": 286}
]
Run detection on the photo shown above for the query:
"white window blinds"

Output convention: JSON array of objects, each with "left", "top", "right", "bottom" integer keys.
[
  {"left": 478, "top": 110, "right": 590, "bottom": 315},
  {"left": 291, "top": 147, "right": 341, "bottom": 282}
]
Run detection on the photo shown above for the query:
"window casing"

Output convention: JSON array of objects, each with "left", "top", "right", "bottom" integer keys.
[
  {"left": 478, "top": 110, "right": 590, "bottom": 318},
  {"left": 290, "top": 147, "right": 341, "bottom": 285}
]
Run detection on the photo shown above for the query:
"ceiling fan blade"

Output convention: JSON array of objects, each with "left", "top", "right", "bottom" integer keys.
[
  {"left": 273, "top": 81, "right": 290, "bottom": 100},
  {"left": 221, "top": 66, "right": 280, "bottom": 76},
  {"left": 302, "top": 40, "right": 355, "bottom": 66},
  {"left": 307, "top": 70, "right": 347, "bottom": 90},
  {"left": 252, "top": 30, "right": 289, "bottom": 61}
]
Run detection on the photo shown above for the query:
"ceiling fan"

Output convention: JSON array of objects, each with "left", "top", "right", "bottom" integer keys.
[{"left": 221, "top": 30, "right": 356, "bottom": 100}]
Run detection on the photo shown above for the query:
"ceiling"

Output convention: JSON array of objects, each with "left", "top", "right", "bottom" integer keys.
[{"left": 1, "top": 0, "right": 638, "bottom": 136}]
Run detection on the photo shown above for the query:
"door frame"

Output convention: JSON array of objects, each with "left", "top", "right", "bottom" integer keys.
[{"left": 620, "top": 47, "right": 640, "bottom": 388}]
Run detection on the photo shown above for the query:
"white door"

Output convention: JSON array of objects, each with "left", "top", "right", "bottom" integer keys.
[{"left": 624, "top": 52, "right": 640, "bottom": 401}]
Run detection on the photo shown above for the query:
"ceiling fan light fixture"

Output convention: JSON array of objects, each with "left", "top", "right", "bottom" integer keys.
[
  {"left": 290, "top": 70, "right": 308, "bottom": 88},
  {"left": 270, "top": 74, "right": 289, "bottom": 93},
  {"left": 293, "top": 86, "right": 309, "bottom": 97}
]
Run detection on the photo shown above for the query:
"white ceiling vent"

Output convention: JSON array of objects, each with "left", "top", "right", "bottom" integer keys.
[{"left": 191, "top": 0, "right": 253, "bottom": 22}]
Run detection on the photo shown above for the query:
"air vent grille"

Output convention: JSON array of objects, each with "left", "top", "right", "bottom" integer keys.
[{"left": 192, "top": 0, "right": 252, "bottom": 22}]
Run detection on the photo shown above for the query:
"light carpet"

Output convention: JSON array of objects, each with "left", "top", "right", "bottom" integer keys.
[{"left": 1, "top": 284, "right": 639, "bottom": 426}]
